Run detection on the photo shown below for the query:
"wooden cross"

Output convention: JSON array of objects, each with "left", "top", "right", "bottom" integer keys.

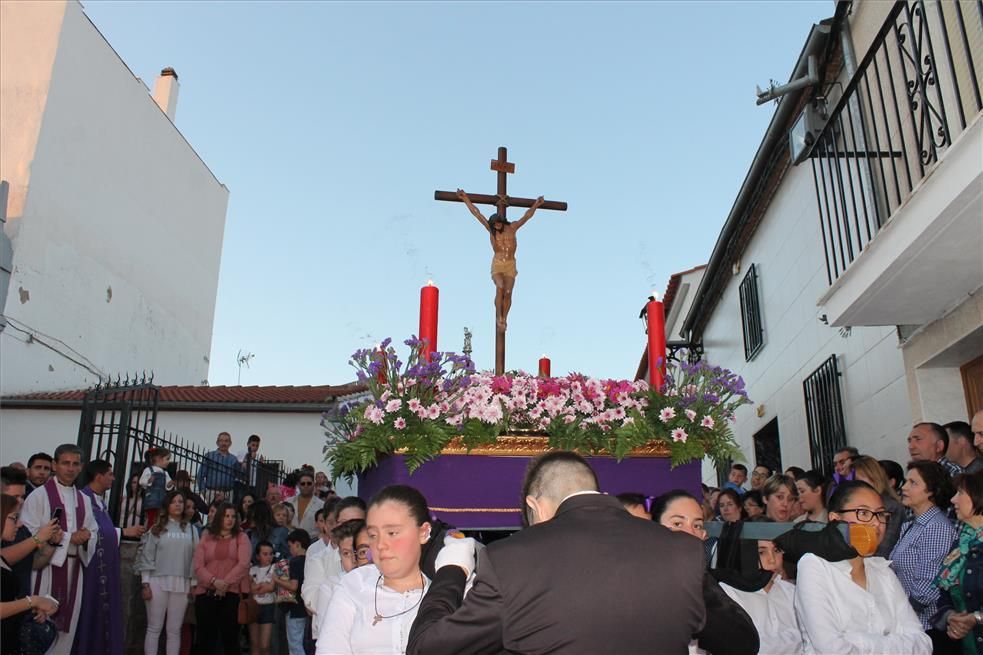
[{"left": 435, "top": 147, "right": 568, "bottom": 374}]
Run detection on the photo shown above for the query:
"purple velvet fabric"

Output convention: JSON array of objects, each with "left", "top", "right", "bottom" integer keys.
[{"left": 358, "top": 454, "right": 700, "bottom": 529}]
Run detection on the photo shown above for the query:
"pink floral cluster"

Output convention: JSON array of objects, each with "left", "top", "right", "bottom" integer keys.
[{"left": 363, "top": 372, "right": 652, "bottom": 432}]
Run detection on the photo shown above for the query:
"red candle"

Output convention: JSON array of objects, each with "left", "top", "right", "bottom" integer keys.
[
  {"left": 538, "top": 355, "right": 551, "bottom": 377},
  {"left": 646, "top": 292, "right": 666, "bottom": 391},
  {"left": 376, "top": 345, "right": 387, "bottom": 384},
  {"left": 419, "top": 280, "right": 439, "bottom": 362}
]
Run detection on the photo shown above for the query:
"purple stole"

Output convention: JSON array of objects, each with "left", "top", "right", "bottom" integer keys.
[
  {"left": 71, "top": 488, "right": 123, "bottom": 655},
  {"left": 37, "top": 478, "right": 86, "bottom": 633}
]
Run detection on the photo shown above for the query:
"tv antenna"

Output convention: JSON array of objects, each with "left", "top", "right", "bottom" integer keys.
[{"left": 236, "top": 350, "right": 254, "bottom": 385}]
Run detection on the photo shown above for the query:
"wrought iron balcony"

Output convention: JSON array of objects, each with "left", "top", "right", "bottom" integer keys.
[{"left": 807, "top": 0, "right": 982, "bottom": 286}]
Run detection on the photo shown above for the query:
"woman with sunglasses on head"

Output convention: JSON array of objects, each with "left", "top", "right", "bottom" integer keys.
[
  {"left": 891, "top": 461, "right": 958, "bottom": 652},
  {"left": 795, "top": 480, "right": 931, "bottom": 653},
  {"left": 317, "top": 485, "right": 432, "bottom": 655}
]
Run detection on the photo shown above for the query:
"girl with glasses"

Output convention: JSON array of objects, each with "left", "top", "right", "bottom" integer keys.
[{"left": 795, "top": 480, "right": 931, "bottom": 653}]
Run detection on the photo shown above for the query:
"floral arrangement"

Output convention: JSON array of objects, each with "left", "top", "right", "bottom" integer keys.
[{"left": 323, "top": 336, "right": 750, "bottom": 481}]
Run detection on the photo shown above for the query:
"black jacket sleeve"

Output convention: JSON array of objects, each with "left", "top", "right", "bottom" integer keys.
[{"left": 407, "top": 552, "right": 506, "bottom": 655}]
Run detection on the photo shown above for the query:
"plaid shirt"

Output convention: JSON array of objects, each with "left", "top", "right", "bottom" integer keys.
[
  {"left": 890, "top": 506, "right": 957, "bottom": 630},
  {"left": 938, "top": 456, "right": 963, "bottom": 478}
]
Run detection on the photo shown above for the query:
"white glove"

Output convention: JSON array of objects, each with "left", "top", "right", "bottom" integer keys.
[{"left": 434, "top": 531, "right": 482, "bottom": 577}]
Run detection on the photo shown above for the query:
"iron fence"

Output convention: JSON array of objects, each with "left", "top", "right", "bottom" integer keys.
[
  {"left": 809, "top": 0, "right": 983, "bottom": 284},
  {"left": 78, "top": 375, "right": 286, "bottom": 527}
]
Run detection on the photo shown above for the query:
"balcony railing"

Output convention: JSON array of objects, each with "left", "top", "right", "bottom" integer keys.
[{"left": 809, "top": 0, "right": 982, "bottom": 285}]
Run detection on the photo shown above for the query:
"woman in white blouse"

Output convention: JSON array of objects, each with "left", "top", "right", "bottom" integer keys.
[
  {"left": 720, "top": 540, "right": 801, "bottom": 655},
  {"left": 795, "top": 480, "right": 932, "bottom": 654},
  {"left": 317, "top": 485, "right": 431, "bottom": 655}
]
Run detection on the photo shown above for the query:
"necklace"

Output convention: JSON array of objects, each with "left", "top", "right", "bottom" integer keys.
[{"left": 372, "top": 572, "right": 425, "bottom": 626}]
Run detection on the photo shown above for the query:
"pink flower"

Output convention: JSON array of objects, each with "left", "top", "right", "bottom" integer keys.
[
  {"left": 427, "top": 404, "right": 441, "bottom": 419},
  {"left": 659, "top": 407, "right": 676, "bottom": 423},
  {"left": 394, "top": 417, "right": 406, "bottom": 430},
  {"left": 407, "top": 399, "right": 422, "bottom": 412},
  {"left": 563, "top": 414, "right": 576, "bottom": 424},
  {"left": 385, "top": 399, "right": 402, "bottom": 413},
  {"left": 622, "top": 416, "right": 635, "bottom": 426},
  {"left": 364, "top": 406, "right": 384, "bottom": 425},
  {"left": 701, "top": 415, "right": 715, "bottom": 428},
  {"left": 685, "top": 409, "right": 697, "bottom": 422},
  {"left": 671, "top": 428, "right": 688, "bottom": 443}
]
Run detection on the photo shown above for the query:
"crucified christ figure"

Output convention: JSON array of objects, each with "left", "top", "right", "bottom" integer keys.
[{"left": 456, "top": 189, "right": 545, "bottom": 331}]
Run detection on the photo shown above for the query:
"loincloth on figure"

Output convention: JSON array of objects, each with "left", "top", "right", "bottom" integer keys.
[{"left": 490, "top": 258, "right": 517, "bottom": 279}]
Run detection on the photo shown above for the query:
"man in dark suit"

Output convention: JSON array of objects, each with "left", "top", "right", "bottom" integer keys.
[{"left": 407, "top": 451, "right": 707, "bottom": 654}]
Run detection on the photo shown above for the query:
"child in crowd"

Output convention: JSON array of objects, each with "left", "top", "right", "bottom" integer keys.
[
  {"left": 249, "top": 541, "right": 278, "bottom": 655},
  {"left": 273, "top": 529, "right": 312, "bottom": 655},
  {"left": 140, "top": 447, "right": 174, "bottom": 526}
]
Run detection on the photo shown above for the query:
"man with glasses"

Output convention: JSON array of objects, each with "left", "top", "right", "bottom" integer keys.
[
  {"left": 286, "top": 470, "right": 324, "bottom": 540},
  {"left": 749, "top": 465, "right": 771, "bottom": 492}
]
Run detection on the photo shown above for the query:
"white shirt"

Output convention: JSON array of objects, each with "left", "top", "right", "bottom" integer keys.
[
  {"left": 794, "top": 554, "right": 932, "bottom": 654},
  {"left": 287, "top": 494, "right": 324, "bottom": 540},
  {"left": 316, "top": 565, "right": 429, "bottom": 655},
  {"left": 304, "top": 539, "right": 342, "bottom": 637},
  {"left": 721, "top": 577, "right": 802, "bottom": 655},
  {"left": 250, "top": 564, "right": 277, "bottom": 604}
]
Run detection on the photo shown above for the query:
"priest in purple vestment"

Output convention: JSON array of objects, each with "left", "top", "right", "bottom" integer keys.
[
  {"left": 73, "top": 459, "right": 145, "bottom": 655},
  {"left": 20, "top": 444, "right": 99, "bottom": 655}
]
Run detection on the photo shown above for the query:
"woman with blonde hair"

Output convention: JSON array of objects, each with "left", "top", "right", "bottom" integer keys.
[
  {"left": 762, "top": 475, "right": 795, "bottom": 523},
  {"left": 852, "top": 455, "right": 904, "bottom": 557}
]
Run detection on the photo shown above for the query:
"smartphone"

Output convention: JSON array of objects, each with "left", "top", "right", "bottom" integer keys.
[{"left": 52, "top": 507, "right": 63, "bottom": 523}]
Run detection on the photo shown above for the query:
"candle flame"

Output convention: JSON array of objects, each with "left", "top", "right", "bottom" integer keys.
[
  {"left": 427, "top": 279, "right": 434, "bottom": 286},
  {"left": 541, "top": 354, "right": 547, "bottom": 359}
]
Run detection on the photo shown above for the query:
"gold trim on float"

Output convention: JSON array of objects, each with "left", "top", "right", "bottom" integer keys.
[
  {"left": 431, "top": 435, "right": 671, "bottom": 458},
  {"left": 429, "top": 507, "right": 521, "bottom": 513}
]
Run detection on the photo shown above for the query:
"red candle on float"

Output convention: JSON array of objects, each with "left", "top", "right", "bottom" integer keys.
[
  {"left": 646, "top": 291, "right": 666, "bottom": 392},
  {"left": 376, "top": 345, "right": 387, "bottom": 384},
  {"left": 419, "top": 280, "right": 439, "bottom": 362},
  {"left": 538, "top": 355, "right": 551, "bottom": 378}
]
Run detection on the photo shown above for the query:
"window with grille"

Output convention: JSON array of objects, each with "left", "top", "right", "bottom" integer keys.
[
  {"left": 803, "top": 355, "right": 847, "bottom": 478},
  {"left": 739, "top": 264, "right": 764, "bottom": 361}
]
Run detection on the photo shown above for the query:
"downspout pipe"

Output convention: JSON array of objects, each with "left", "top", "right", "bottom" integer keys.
[{"left": 680, "top": 17, "right": 836, "bottom": 343}]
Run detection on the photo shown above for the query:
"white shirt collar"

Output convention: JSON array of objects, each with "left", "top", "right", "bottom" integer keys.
[{"left": 558, "top": 490, "right": 602, "bottom": 505}]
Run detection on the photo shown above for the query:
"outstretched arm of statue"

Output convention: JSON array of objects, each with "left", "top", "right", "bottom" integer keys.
[
  {"left": 512, "top": 196, "right": 545, "bottom": 230},
  {"left": 456, "top": 189, "right": 489, "bottom": 229}
]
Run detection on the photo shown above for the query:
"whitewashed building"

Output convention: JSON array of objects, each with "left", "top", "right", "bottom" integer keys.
[
  {"left": 681, "top": 0, "right": 982, "bottom": 483},
  {"left": 0, "top": 0, "right": 229, "bottom": 395},
  {"left": 0, "top": 384, "right": 361, "bottom": 495}
]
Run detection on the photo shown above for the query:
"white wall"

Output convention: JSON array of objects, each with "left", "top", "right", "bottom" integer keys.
[
  {"left": 0, "top": 407, "right": 356, "bottom": 496},
  {"left": 0, "top": 0, "right": 228, "bottom": 394},
  {"left": 698, "top": 158, "right": 912, "bottom": 483}
]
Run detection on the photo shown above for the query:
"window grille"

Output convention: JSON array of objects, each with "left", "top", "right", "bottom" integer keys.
[
  {"left": 803, "top": 355, "right": 847, "bottom": 477},
  {"left": 739, "top": 264, "right": 764, "bottom": 361}
]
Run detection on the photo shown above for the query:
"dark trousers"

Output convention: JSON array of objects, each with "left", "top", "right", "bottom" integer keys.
[
  {"left": 927, "top": 628, "right": 960, "bottom": 655},
  {"left": 194, "top": 592, "right": 239, "bottom": 655}
]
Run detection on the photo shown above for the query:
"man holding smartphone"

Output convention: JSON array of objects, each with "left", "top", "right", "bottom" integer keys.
[{"left": 20, "top": 443, "right": 99, "bottom": 655}]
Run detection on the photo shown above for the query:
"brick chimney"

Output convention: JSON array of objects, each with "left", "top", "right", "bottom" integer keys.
[{"left": 152, "top": 67, "right": 179, "bottom": 122}]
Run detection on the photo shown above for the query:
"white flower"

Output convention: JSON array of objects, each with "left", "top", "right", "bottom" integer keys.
[
  {"left": 659, "top": 407, "right": 676, "bottom": 423},
  {"left": 685, "top": 409, "right": 697, "bottom": 422},
  {"left": 394, "top": 417, "right": 406, "bottom": 430},
  {"left": 385, "top": 399, "right": 402, "bottom": 413},
  {"left": 701, "top": 415, "right": 715, "bottom": 428},
  {"left": 671, "top": 428, "right": 688, "bottom": 443}
]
